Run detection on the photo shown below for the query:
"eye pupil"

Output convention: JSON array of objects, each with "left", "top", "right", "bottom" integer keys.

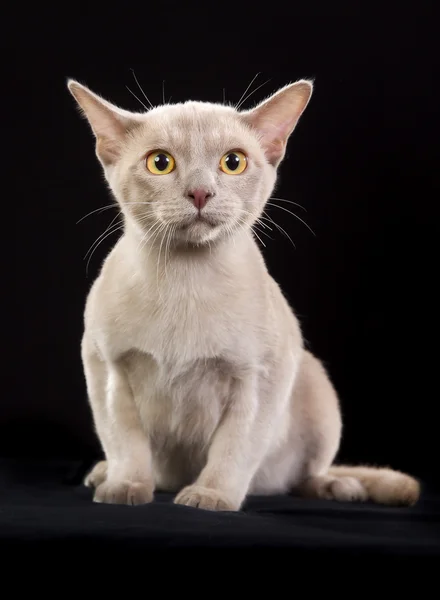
[
  {"left": 154, "top": 153, "right": 169, "bottom": 171},
  {"left": 225, "top": 153, "right": 240, "bottom": 171}
]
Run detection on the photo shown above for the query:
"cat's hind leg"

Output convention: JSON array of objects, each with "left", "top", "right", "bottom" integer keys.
[
  {"left": 297, "top": 466, "right": 420, "bottom": 506},
  {"left": 290, "top": 351, "right": 420, "bottom": 506},
  {"left": 300, "top": 465, "right": 420, "bottom": 506},
  {"left": 298, "top": 472, "right": 368, "bottom": 502}
]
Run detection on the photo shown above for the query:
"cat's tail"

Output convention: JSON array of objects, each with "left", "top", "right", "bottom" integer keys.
[{"left": 300, "top": 464, "right": 421, "bottom": 506}]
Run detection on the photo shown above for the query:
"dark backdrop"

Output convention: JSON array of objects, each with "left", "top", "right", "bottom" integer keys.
[{"left": 5, "top": 14, "right": 438, "bottom": 490}]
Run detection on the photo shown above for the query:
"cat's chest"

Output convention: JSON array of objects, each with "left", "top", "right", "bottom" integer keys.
[
  {"left": 128, "top": 286, "right": 241, "bottom": 363},
  {"left": 123, "top": 350, "right": 232, "bottom": 446}
]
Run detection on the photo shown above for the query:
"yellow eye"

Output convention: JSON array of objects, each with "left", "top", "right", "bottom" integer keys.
[
  {"left": 219, "top": 150, "right": 247, "bottom": 175},
  {"left": 146, "top": 150, "right": 175, "bottom": 175}
]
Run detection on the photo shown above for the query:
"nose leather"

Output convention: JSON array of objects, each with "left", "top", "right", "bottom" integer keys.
[{"left": 187, "top": 188, "right": 211, "bottom": 210}]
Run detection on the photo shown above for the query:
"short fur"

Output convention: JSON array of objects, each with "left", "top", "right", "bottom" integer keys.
[{"left": 68, "top": 78, "right": 420, "bottom": 510}]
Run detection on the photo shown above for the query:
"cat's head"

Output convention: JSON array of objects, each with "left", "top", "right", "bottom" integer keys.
[{"left": 68, "top": 78, "right": 312, "bottom": 247}]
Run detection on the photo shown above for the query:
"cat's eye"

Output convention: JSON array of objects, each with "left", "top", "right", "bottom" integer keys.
[
  {"left": 146, "top": 150, "right": 176, "bottom": 175},
  {"left": 219, "top": 151, "right": 247, "bottom": 175}
]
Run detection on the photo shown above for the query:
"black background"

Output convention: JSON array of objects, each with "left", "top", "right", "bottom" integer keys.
[{"left": 4, "top": 11, "right": 439, "bottom": 494}]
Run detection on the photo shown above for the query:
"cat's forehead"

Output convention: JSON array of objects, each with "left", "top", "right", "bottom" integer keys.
[{"left": 132, "top": 101, "right": 256, "bottom": 154}]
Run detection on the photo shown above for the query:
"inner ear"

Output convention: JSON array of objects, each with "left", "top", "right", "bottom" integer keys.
[
  {"left": 241, "top": 80, "right": 313, "bottom": 166},
  {"left": 68, "top": 80, "right": 140, "bottom": 166}
]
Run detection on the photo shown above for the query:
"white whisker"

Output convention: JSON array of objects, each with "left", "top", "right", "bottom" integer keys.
[
  {"left": 253, "top": 224, "right": 274, "bottom": 241},
  {"left": 164, "top": 223, "right": 175, "bottom": 283},
  {"left": 235, "top": 72, "right": 260, "bottom": 109},
  {"left": 126, "top": 86, "right": 150, "bottom": 112},
  {"left": 84, "top": 214, "right": 122, "bottom": 261},
  {"left": 269, "top": 197, "right": 307, "bottom": 212},
  {"left": 156, "top": 222, "right": 170, "bottom": 304},
  {"left": 236, "top": 79, "right": 271, "bottom": 111},
  {"left": 266, "top": 203, "right": 316, "bottom": 236},
  {"left": 130, "top": 69, "right": 154, "bottom": 108},
  {"left": 85, "top": 223, "right": 124, "bottom": 273},
  {"left": 265, "top": 214, "right": 296, "bottom": 249},
  {"left": 256, "top": 217, "right": 273, "bottom": 231},
  {"left": 76, "top": 204, "right": 118, "bottom": 224}
]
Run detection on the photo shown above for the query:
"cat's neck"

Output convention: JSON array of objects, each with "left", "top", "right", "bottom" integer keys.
[{"left": 123, "top": 219, "right": 257, "bottom": 275}]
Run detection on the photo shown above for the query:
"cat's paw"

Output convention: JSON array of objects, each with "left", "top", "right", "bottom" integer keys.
[
  {"left": 323, "top": 476, "right": 368, "bottom": 502},
  {"left": 299, "top": 475, "right": 368, "bottom": 502},
  {"left": 84, "top": 460, "right": 108, "bottom": 488},
  {"left": 94, "top": 479, "right": 154, "bottom": 505},
  {"left": 174, "top": 485, "right": 239, "bottom": 511}
]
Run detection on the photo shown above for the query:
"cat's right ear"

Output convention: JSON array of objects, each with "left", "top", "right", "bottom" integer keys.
[{"left": 67, "top": 80, "right": 138, "bottom": 167}]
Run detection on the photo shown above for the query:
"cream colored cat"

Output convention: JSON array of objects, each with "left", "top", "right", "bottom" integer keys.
[{"left": 68, "top": 77, "right": 420, "bottom": 510}]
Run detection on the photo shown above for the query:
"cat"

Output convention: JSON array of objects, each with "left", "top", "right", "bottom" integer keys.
[{"left": 68, "top": 76, "right": 420, "bottom": 510}]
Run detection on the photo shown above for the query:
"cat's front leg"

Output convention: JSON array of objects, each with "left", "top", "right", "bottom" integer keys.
[
  {"left": 174, "top": 370, "right": 278, "bottom": 511},
  {"left": 82, "top": 339, "right": 154, "bottom": 505}
]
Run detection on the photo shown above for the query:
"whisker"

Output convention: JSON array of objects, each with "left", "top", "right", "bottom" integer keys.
[
  {"left": 76, "top": 200, "right": 155, "bottom": 230},
  {"left": 253, "top": 224, "right": 274, "bottom": 241},
  {"left": 77, "top": 201, "right": 154, "bottom": 227},
  {"left": 269, "top": 196, "right": 307, "bottom": 212},
  {"left": 223, "top": 88, "right": 226, "bottom": 104},
  {"left": 84, "top": 214, "right": 122, "bottom": 260},
  {"left": 266, "top": 203, "right": 316, "bottom": 236},
  {"left": 235, "top": 209, "right": 274, "bottom": 243},
  {"left": 235, "top": 72, "right": 260, "bottom": 109},
  {"left": 76, "top": 204, "right": 119, "bottom": 224},
  {"left": 85, "top": 223, "right": 124, "bottom": 274},
  {"left": 142, "top": 221, "right": 166, "bottom": 261},
  {"left": 157, "top": 224, "right": 166, "bottom": 281},
  {"left": 143, "top": 223, "right": 167, "bottom": 293},
  {"left": 234, "top": 213, "right": 268, "bottom": 247},
  {"left": 252, "top": 227, "right": 267, "bottom": 247},
  {"left": 258, "top": 213, "right": 277, "bottom": 229},
  {"left": 236, "top": 78, "right": 271, "bottom": 111},
  {"left": 265, "top": 213, "right": 296, "bottom": 249},
  {"left": 164, "top": 223, "right": 174, "bottom": 283},
  {"left": 147, "top": 221, "right": 166, "bottom": 259},
  {"left": 130, "top": 69, "right": 154, "bottom": 108},
  {"left": 255, "top": 217, "right": 272, "bottom": 231},
  {"left": 126, "top": 86, "right": 150, "bottom": 112},
  {"left": 137, "top": 223, "right": 158, "bottom": 259},
  {"left": 156, "top": 222, "right": 170, "bottom": 303},
  {"left": 162, "top": 80, "right": 165, "bottom": 105}
]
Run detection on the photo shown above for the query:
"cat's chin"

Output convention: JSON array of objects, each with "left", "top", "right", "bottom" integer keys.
[{"left": 174, "top": 216, "right": 224, "bottom": 245}]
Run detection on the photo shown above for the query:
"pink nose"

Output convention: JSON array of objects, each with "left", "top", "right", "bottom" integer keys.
[{"left": 187, "top": 188, "right": 212, "bottom": 210}]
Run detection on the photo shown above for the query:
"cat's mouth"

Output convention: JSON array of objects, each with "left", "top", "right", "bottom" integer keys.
[
  {"left": 173, "top": 212, "right": 226, "bottom": 244},
  {"left": 179, "top": 213, "right": 220, "bottom": 230}
]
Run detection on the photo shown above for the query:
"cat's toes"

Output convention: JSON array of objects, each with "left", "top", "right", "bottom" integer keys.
[
  {"left": 174, "top": 485, "right": 238, "bottom": 511},
  {"left": 94, "top": 479, "right": 154, "bottom": 505},
  {"left": 324, "top": 476, "right": 368, "bottom": 502},
  {"left": 84, "top": 460, "right": 108, "bottom": 488}
]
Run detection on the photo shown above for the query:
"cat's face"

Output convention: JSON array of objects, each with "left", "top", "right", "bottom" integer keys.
[
  {"left": 69, "top": 79, "right": 313, "bottom": 247},
  {"left": 108, "top": 102, "right": 277, "bottom": 246}
]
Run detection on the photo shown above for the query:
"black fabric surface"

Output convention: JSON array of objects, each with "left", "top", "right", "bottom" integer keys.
[{"left": 1, "top": 459, "right": 439, "bottom": 563}]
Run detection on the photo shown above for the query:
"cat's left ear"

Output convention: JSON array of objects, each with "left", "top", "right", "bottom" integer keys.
[
  {"left": 241, "top": 80, "right": 313, "bottom": 166},
  {"left": 68, "top": 79, "right": 141, "bottom": 167}
]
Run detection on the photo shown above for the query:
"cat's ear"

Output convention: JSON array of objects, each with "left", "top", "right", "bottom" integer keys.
[
  {"left": 68, "top": 80, "right": 139, "bottom": 167},
  {"left": 241, "top": 80, "right": 313, "bottom": 166}
]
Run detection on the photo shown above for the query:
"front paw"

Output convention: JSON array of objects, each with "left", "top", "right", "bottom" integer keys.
[
  {"left": 94, "top": 479, "right": 154, "bottom": 506},
  {"left": 84, "top": 460, "right": 108, "bottom": 488},
  {"left": 174, "top": 485, "right": 239, "bottom": 511}
]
